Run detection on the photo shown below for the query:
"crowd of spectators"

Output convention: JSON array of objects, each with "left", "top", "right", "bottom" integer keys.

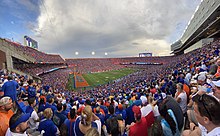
[
  {"left": 66, "top": 58, "right": 125, "bottom": 74},
  {"left": 13, "top": 63, "right": 67, "bottom": 76},
  {"left": 3, "top": 38, "right": 65, "bottom": 63},
  {"left": 39, "top": 69, "right": 71, "bottom": 91},
  {"left": 65, "top": 56, "right": 173, "bottom": 74},
  {"left": 0, "top": 38, "right": 220, "bottom": 136}
]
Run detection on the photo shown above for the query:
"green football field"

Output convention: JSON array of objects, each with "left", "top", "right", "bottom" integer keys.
[{"left": 82, "top": 68, "right": 135, "bottom": 87}]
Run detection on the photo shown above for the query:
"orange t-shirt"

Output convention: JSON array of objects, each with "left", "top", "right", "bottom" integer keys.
[
  {"left": 183, "top": 84, "right": 190, "bottom": 97},
  {"left": 93, "top": 108, "right": 105, "bottom": 115},
  {"left": 0, "top": 110, "right": 14, "bottom": 135}
]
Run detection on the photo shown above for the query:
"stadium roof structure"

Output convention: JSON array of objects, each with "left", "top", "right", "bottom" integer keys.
[{"left": 171, "top": 0, "right": 220, "bottom": 55}]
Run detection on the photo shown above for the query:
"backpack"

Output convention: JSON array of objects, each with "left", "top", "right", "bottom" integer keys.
[{"left": 53, "top": 114, "right": 61, "bottom": 127}]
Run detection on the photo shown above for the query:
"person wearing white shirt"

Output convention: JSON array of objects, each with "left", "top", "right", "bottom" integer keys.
[
  {"left": 175, "top": 83, "right": 187, "bottom": 114},
  {"left": 193, "top": 94, "right": 220, "bottom": 136},
  {"left": 26, "top": 98, "right": 39, "bottom": 132}
]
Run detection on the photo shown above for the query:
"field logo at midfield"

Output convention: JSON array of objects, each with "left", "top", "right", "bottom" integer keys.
[{"left": 74, "top": 73, "right": 89, "bottom": 88}]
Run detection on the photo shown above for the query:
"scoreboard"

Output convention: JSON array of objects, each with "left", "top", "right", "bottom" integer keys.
[
  {"left": 139, "top": 52, "right": 152, "bottom": 57},
  {"left": 24, "top": 36, "right": 38, "bottom": 49}
]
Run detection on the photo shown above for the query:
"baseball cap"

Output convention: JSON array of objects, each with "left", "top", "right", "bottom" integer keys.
[
  {"left": 155, "top": 93, "right": 167, "bottom": 103},
  {"left": 10, "top": 113, "right": 30, "bottom": 129},
  {"left": 0, "top": 96, "right": 11, "bottom": 106}
]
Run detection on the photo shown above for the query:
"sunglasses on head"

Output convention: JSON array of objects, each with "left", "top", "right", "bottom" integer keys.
[{"left": 198, "top": 94, "right": 212, "bottom": 121}]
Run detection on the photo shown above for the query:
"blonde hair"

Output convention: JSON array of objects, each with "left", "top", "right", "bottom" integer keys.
[
  {"left": 148, "top": 96, "right": 153, "bottom": 104},
  {"left": 81, "top": 106, "right": 92, "bottom": 126},
  {"left": 43, "top": 108, "right": 53, "bottom": 119}
]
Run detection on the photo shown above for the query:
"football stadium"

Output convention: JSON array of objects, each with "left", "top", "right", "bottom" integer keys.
[{"left": 0, "top": 0, "right": 220, "bottom": 136}]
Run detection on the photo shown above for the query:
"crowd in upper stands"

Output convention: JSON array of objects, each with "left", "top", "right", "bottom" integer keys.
[
  {"left": 13, "top": 64, "right": 67, "bottom": 76},
  {"left": 39, "top": 68, "right": 71, "bottom": 91},
  {"left": 3, "top": 39, "right": 65, "bottom": 63},
  {"left": 0, "top": 38, "right": 220, "bottom": 136},
  {"left": 66, "top": 58, "right": 125, "bottom": 74}
]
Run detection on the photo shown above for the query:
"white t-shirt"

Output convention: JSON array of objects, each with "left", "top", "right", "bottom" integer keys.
[
  {"left": 29, "top": 110, "right": 39, "bottom": 130},
  {"left": 141, "top": 105, "right": 152, "bottom": 117},
  {"left": 198, "top": 123, "right": 208, "bottom": 136},
  {"left": 94, "top": 120, "right": 102, "bottom": 135},
  {"left": 177, "top": 92, "right": 187, "bottom": 114},
  {"left": 207, "top": 127, "right": 220, "bottom": 136},
  {"left": 185, "top": 73, "right": 192, "bottom": 84},
  {"left": 5, "top": 128, "right": 28, "bottom": 136},
  {"left": 152, "top": 105, "right": 160, "bottom": 117},
  {"left": 141, "top": 104, "right": 160, "bottom": 117}
]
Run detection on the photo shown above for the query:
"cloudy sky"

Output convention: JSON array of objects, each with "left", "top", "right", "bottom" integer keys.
[{"left": 0, "top": 0, "right": 201, "bottom": 58}]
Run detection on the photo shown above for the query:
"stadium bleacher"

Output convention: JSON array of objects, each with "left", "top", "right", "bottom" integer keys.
[
  {"left": 1, "top": 1, "right": 220, "bottom": 133},
  {"left": 1, "top": 38, "right": 220, "bottom": 136}
]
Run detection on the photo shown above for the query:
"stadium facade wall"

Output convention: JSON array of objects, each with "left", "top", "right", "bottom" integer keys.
[
  {"left": 171, "top": 0, "right": 220, "bottom": 54},
  {"left": 184, "top": 38, "right": 214, "bottom": 53},
  {"left": 0, "top": 50, "right": 6, "bottom": 70},
  {"left": 181, "top": 0, "right": 220, "bottom": 44},
  {"left": 0, "top": 39, "right": 38, "bottom": 80},
  {"left": 171, "top": 40, "right": 182, "bottom": 51}
]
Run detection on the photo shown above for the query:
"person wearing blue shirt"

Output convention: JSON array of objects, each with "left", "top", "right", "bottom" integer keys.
[
  {"left": 45, "top": 98, "right": 57, "bottom": 113},
  {"left": 20, "top": 86, "right": 27, "bottom": 99},
  {"left": 72, "top": 106, "right": 101, "bottom": 136},
  {"left": 53, "top": 103, "right": 67, "bottom": 129},
  {"left": 95, "top": 106, "right": 105, "bottom": 126},
  {"left": 27, "top": 79, "right": 37, "bottom": 99},
  {"left": 2, "top": 75, "right": 19, "bottom": 102},
  {"left": 38, "top": 108, "right": 59, "bottom": 136},
  {"left": 38, "top": 98, "right": 46, "bottom": 114},
  {"left": 63, "top": 108, "right": 77, "bottom": 136},
  {"left": 100, "top": 104, "right": 108, "bottom": 115},
  {"left": 115, "top": 104, "right": 127, "bottom": 120},
  {"left": 61, "top": 103, "right": 69, "bottom": 117}
]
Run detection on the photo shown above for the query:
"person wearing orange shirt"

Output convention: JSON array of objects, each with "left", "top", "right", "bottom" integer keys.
[
  {"left": 183, "top": 83, "right": 190, "bottom": 97},
  {"left": 0, "top": 97, "right": 14, "bottom": 136}
]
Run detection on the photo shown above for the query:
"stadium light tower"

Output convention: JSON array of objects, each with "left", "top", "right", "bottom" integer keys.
[
  {"left": 75, "top": 52, "right": 79, "bottom": 55},
  {"left": 105, "top": 52, "right": 108, "bottom": 56},
  {"left": 92, "top": 51, "right": 95, "bottom": 55}
]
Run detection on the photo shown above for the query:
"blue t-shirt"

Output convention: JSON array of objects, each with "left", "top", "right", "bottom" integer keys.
[
  {"left": 72, "top": 117, "right": 98, "bottom": 136},
  {"left": 115, "top": 110, "right": 127, "bottom": 120},
  {"left": 53, "top": 111, "right": 67, "bottom": 128},
  {"left": 96, "top": 113, "right": 105, "bottom": 126},
  {"left": 38, "top": 119, "right": 57, "bottom": 136},
  {"left": 100, "top": 105, "right": 108, "bottom": 115},
  {"left": 26, "top": 106, "right": 34, "bottom": 114},
  {"left": 125, "top": 105, "right": 135, "bottom": 125},
  {"left": 38, "top": 104, "right": 46, "bottom": 113},
  {"left": 45, "top": 103, "right": 57, "bottom": 113},
  {"left": 61, "top": 110, "right": 69, "bottom": 117},
  {"left": 28, "top": 86, "right": 36, "bottom": 98},
  {"left": 64, "top": 119, "right": 75, "bottom": 136},
  {"left": 2, "top": 80, "right": 19, "bottom": 101}
]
